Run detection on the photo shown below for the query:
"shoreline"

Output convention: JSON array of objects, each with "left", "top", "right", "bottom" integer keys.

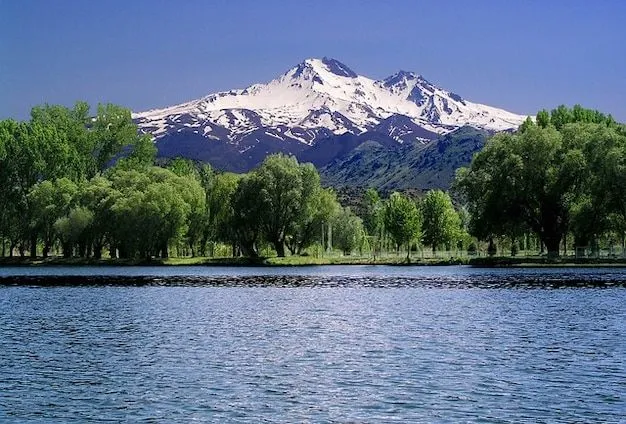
[
  {"left": 1, "top": 256, "right": 626, "bottom": 268},
  {"left": 0, "top": 256, "right": 467, "bottom": 267}
]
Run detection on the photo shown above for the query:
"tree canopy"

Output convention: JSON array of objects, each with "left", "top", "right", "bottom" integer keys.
[
  {"left": 384, "top": 192, "right": 422, "bottom": 259},
  {"left": 421, "top": 190, "right": 461, "bottom": 253},
  {"left": 456, "top": 105, "right": 625, "bottom": 257}
]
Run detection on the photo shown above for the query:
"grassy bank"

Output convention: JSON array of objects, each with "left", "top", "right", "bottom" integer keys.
[
  {"left": 0, "top": 255, "right": 468, "bottom": 267},
  {"left": 3, "top": 255, "right": 626, "bottom": 268},
  {"left": 468, "top": 256, "right": 626, "bottom": 267}
]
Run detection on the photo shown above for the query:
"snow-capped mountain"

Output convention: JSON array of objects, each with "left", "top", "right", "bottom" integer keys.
[{"left": 133, "top": 58, "right": 526, "bottom": 171}]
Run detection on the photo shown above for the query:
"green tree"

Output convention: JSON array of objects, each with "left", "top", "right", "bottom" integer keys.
[
  {"left": 54, "top": 207, "right": 94, "bottom": 257},
  {"left": 421, "top": 190, "right": 461, "bottom": 253},
  {"left": 76, "top": 176, "right": 116, "bottom": 258},
  {"left": 536, "top": 109, "right": 551, "bottom": 128},
  {"left": 362, "top": 188, "right": 384, "bottom": 258},
  {"left": 118, "top": 134, "right": 157, "bottom": 170},
  {"left": 362, "top": 188, "right": 382, "bottom": 235},
  {"left": 519, "top": 116, "right": 535, "bottom": 133},
  {"left": 332, "top": 207, "right": 365, "bottom": 255},
  {"left": 204, "top": 171, "right": 240, "bottom": 255},
  {"left": 457, "top": 126, "right": 584, "bottom": 256},
  {"left": 254, "top": 154, "right": 303, "bottom": 256},
  {"left": 572, "top": 122, "right": 626, "bottom": 249},
  {"left": 92, "top": 103, "right": 141, "bottom": 173},
  {"left": 285, "top": 163, "right": 323, "bottom": 255},
  {"left": 383, "top": 192, "right": 422, "bottom": 259},
  {"left": 315, "top": 188, "right": 341, "bottom": 254},
  {"left": 106, "top": 167, "right": 202, "bottom": 258},
  {"left": 231, "top": 174, "right": 264, "bottom": 257},
  {"left": 455, "top": 108, "right": 617, "bottom": 257},
  {"left": 28, "top": 178, "right": 78, "bottom": 257},
  {"left": 166, "top": 158, "right": 207, "bottom": 256},
  {"left": 29, "top": 102, "right": 90, "bottom": 180}
]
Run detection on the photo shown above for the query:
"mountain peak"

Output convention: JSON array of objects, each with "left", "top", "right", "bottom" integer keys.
[
  {"left": 382, "top": 70, "right": 431, "bottom": 88},
  {"left": 292, "top": 57, "right": 358, "bottom": 80},
  {"left": 320, "top": 57, "right": 358, "bottom": 78},
  {"left": 395, "top": 70, "right": 419, "bottom": 79}
]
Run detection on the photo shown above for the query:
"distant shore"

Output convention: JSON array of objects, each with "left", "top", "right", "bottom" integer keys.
[{"left": 1, "top": 256, "right": 626, "bottom": 268}]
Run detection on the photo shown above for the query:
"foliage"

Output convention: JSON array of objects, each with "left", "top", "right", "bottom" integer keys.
[
  {"left": 231, "top": 174, "right": 264, "bottom": 257},
  {"left": 106, "top": 166, "right": 205, "bottom": 258},
  {"left": 383, "top": 192, "right": 422, "bottom": 259},
  {"left": 456, "top": 105, "right": 625, "bottom": 257},
  {"left": 332, "top": 207, "right": 365, "bottom": 255},
  {"left": 421, "top": 190, "right": 461, "bottom": 252},
  {"left": 28, "top": 178, "right": 78, "bottom": 257}
]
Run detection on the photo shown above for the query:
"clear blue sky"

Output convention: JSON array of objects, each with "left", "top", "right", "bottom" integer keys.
[{"left": 1, "top": 0, "right": 625, "bottom": 120}]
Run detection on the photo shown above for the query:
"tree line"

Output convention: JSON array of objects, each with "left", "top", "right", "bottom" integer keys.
[
  {"left": 1, "top": 102, "right": 623, "bottom": 260},
  {"left": 0, "top": 102, "right": 472, "bottom": 259}
]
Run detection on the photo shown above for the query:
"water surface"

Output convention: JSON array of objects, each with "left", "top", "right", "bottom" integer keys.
[{"left": 0, "top": 267, "right": 624, "bottom": 422}]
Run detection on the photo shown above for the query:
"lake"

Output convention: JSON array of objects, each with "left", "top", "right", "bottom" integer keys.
[{"left": 0, "top": 266, "right": 624, "bottom": 422}]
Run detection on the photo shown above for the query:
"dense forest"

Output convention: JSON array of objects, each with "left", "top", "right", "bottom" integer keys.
[{"left": 0, "top": 103, "right": 624, "bottom": 260}]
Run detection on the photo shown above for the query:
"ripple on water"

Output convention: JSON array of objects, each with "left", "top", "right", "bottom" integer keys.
[
  {"left": 1, "top": 271, "right": 626, "bottom": 288},
  {"left": 0, "top": 271, "right": 624, "bottom": 422}
]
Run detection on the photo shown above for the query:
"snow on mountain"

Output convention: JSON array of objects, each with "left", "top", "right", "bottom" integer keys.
[{"left": 133, "top": 57, "right": 526, "bottom": 147}]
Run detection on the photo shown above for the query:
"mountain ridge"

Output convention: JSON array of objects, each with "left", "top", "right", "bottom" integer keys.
[
  {"left": 134, "top": 57, "right": 525, "bottom": 145},
  {"left": 133, "top": 58, "right": 524, "bottom": 183}
]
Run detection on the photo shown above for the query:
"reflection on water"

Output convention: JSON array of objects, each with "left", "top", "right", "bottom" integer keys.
[
  {"left": 1, "top": 265, "right": 626, "bottom": 288},
  {"left": 0, "top": 267, "right": 624, "bottom": 422}
]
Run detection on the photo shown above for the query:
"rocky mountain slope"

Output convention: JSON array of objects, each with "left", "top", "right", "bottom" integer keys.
[{"left": 319, "top": 126, "right": 490, "bottom": 190}]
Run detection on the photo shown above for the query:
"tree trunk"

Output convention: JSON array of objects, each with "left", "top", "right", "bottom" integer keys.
[
  {"left": 591, "top": 237, "right": 599, "bottom": 258},
  {"left": 327, "top": 224, "right": 332, "bottom": 253},
  {"left": 274, "top": 240, "right": 285, "bottom": 257},
  {"left": 42, "top": 241, "right": 51, "bottom": 258},
  {"left": 543, "top": 235, "right": 561, "bottom": 258},
  {"left": 488, "top": 238, "right": 496, "bottom": 256},
  {"left": 77, "top": 241, "right": 85, "bottom": 258},
  {"left": 239, "top": 243, "right": 258, "bottom": 258},
  {"left": 63, "top": 243, "right": 72, "bottom": 258},
  {"left": 30, "top": 235, "right": 37, "bottom": 258},
  {"left": 93, "top": 242, "right": 102, "bottom": 259}
]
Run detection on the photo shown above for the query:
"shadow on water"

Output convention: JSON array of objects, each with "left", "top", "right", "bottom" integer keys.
[{"left": 1, "top": 272, "right": 626, "bottom": 289}]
